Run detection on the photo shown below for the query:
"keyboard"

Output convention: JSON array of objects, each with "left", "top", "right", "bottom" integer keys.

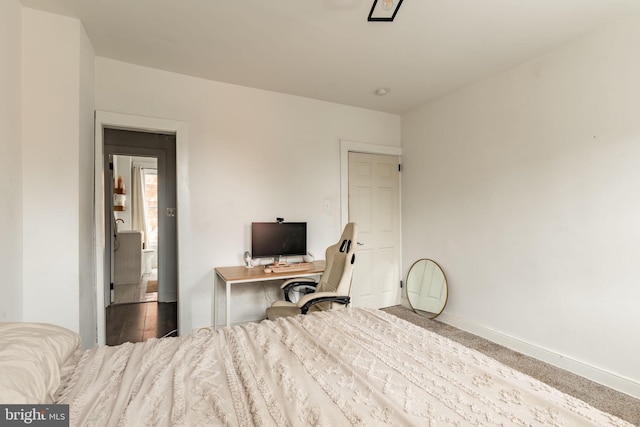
[{"left": 270, "top": 262, "right": 315, "bottom": 273}]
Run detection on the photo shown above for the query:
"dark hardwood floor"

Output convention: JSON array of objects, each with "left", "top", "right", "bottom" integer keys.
[{"left": 106, "top": 302, "right": 177, "bottom": 346}]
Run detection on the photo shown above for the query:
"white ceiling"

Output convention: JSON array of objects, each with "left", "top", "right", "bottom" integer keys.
[{"left": 20, "top": 0, "right": 640, "bottom": 114}]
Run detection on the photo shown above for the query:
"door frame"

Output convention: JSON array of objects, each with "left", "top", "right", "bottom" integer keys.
[
  {"left": 94, "top": 111, "right": 190, "bottom": 346},
  {"left": 340, "top": 140, "right": 403, "bottom": 305},
  {"left": 104, "top": 130, "right": 176, "bottom": 304}
]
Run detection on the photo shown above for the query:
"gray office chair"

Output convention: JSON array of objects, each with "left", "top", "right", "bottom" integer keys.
[{"left": 266, "top": 223, "right": 358, "bottom": 320}]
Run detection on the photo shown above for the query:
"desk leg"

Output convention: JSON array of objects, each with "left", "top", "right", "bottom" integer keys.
[
  {"left": 213, "top": 273, "right": 231, "bottom": 329},
  {"left": 212, "top": 272, "right": 217, "bottom": 329},
  {"left": 226, "top": 281, "right": 231, "bottom": 327}
]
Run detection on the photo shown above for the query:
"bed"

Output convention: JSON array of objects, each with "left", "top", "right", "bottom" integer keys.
[{"left": 1, "top": 309, "right": 632, "bottom": 426}]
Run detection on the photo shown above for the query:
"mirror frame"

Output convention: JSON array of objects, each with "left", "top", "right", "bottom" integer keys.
[{"left": 406, "top": 258, "right": 448, "bottom": 319}]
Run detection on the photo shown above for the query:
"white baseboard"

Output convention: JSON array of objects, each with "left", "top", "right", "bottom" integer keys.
[{"left": 437, "top": 312, "right": 640, "bottom": 399}]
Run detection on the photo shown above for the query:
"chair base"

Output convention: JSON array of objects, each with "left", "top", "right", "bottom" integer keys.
[
  {"left": 266, "top": 305, "right": 325, "bottom": 321},
  {"left": 265, "top": 306, "right": 300, "bottom": 320}
]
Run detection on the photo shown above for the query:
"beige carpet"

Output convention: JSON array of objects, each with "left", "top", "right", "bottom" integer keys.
[{"left": 382, "top": 305, "right": 640, "bottom": 426}]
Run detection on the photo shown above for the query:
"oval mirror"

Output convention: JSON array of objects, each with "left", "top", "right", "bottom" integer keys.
[{"left": 406, "top": 259, "right": 448, "bottom": 319}]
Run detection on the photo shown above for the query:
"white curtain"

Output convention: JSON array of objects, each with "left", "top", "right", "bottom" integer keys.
[{"left": 131, "top": 166, "right": 149, "bottom": 249}]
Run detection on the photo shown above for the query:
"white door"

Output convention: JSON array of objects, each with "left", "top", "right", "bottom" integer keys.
[{"left": 348, "top": 152, "right": 401, "bottom": 308}]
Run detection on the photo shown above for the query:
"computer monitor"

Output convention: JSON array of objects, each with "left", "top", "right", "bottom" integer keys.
[{"left": 251, "top": 222, "right": 307, "bottom": 259}]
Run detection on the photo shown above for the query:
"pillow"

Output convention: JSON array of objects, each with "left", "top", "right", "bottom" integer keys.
[{"left": 0, "top": 322, "right": 81, "bottom": 404}]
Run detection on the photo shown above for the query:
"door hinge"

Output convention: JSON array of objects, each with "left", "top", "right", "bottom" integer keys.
[
  {"left": 398, "top": 164, "right": 402, "bottom": 172},
  {"left": 400, "top": 280, "right": 403, "bottom": 288}
]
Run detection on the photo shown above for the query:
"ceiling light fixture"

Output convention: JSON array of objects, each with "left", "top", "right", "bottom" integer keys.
[
  {"left": 374, "top": 88, "right": 390, "bottom": 96},
  {"left": 368, "top": 0, "right": 404, "bottom": 22}
]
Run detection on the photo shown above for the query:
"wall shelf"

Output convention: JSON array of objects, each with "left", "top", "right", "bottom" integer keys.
[{"left": 114, "top": 188, "right": 126, "bottom": 211}]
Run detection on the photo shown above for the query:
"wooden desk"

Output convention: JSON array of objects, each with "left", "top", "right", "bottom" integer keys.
[{"left": 213, "top": 260, "right": 325, "bottom": 328}]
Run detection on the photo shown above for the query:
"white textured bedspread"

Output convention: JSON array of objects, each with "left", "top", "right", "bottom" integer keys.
[{"left": 56, "top": 309, "right": 630, "bottom": 426}]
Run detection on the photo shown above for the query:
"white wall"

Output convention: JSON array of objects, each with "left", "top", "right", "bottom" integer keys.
[
  {"left": 22, "top": 9, "right": 95, "bottom": 342},
  {"left": 78, "top": 24, "right": 96, "bottom": 348},
  {"left": 402, "top": 13, "right": 640, "bottom": 397},
  {"left": 0, "top": 0, "right": 23, "bottom": 322},
  {"left": 95, "top": 58, "right": 401, "bottom": 332}
]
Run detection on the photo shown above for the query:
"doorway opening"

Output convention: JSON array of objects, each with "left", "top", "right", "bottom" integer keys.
[
  {"left": 104, "top": 129, "right": 178, "bottom": 345},
  {"left": 110, "top": 155, "right": 158, "bottom": 305}
]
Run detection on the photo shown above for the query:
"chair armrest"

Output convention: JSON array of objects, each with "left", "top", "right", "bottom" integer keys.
[
  {"left": 280, "top": 277, "right": 316, "bottom": 289},
  {"left": 281, "top": 278, "right": 317, "bottom": 302},
  {"left": 297, "top": 292, "right": 351, "bottom": 314}
]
